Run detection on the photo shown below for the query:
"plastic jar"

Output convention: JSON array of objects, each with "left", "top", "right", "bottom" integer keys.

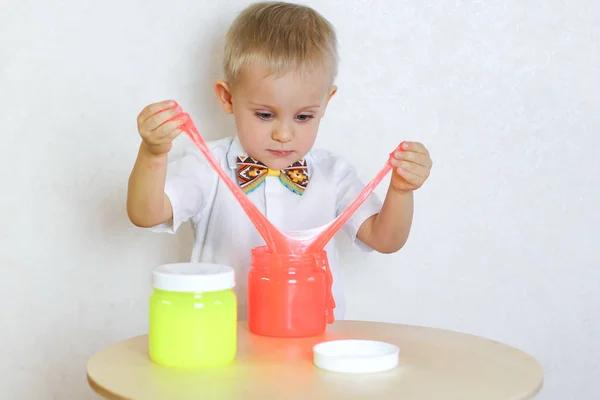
[
  {"left": 149, "top": 263, "right": 237, "bottom": 368},
  {"left": 247, "top": 246, "right": 335, "bottom": 338}
]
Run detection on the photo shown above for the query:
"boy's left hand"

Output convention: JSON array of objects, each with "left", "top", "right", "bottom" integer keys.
[{"left": 389, "top": 141, "right": 432, "bottom": 193}]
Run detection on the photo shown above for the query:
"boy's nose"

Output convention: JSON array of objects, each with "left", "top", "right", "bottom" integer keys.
[{"left": 271, "top": 125, "right": 293, "bottom": 143}]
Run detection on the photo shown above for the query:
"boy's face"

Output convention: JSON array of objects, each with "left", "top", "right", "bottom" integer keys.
[{"left": 215, "top": 64, "right": 337, "bottom": 170}]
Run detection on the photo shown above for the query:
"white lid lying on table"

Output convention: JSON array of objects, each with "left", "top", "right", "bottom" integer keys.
[
  {"left": 152, "top": 263, "right": 235, "bottom": 292},
  {"left": 313, "top": 339, "right": 399, "bottom": 373}
]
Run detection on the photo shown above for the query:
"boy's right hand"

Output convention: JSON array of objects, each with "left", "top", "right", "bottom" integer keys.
[{"left": 137, "top": 100, "right": 188, "bottom": 156}]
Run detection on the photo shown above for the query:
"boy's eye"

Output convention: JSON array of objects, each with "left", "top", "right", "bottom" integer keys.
[
  {"left": 255, "top": 112, "right": 273, "bottom": 121},
  {"left": 296, "top": 114, "right": 314, "bottom": 122}
]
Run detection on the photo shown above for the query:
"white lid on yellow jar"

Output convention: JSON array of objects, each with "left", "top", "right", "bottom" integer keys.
[{"left": 152, "top": 263, "right": 235, "bottom": 292}]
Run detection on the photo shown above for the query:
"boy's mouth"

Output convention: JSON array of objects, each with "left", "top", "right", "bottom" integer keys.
[{"left": 267, "top": 150, "right": 294, "bottom": 158}]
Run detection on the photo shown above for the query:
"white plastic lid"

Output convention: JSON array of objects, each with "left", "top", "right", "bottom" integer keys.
[
  {"left": 152, "top": 263, "right": 235, "bottom": 293},
  {"left": 313, "top": 339, "right": 399, "bottom": 374}
]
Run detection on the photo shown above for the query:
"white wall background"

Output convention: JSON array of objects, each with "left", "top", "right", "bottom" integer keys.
[{"left": 1, "top": 0, "right": 598, "bottom": 398}]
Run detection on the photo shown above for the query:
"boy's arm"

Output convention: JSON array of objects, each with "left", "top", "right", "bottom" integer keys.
[
  {"left": 126, "top": 100, "right": 187, "bottom": 228},
  {"left": 126, "top": 143, "right": 173, "bottom": 227},
  {"left": 357, "top": 141, "right": 432, "bottom": 254},
  {"left": 356, "top": 187, "right": 414, "bottom": 254}
]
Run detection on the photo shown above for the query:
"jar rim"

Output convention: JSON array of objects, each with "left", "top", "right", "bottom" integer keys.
[
  {"left": 251, "top": 245, "right": 327, "bottom": 258},
  {"left": 152, "top": 263, "right": 235, "bottom": 292},
  {"left": 251, "top": 245, "right": 328, "bottom": 268}
]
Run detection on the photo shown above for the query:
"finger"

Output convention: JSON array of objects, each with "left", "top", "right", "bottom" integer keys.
[
  {"left": 395, "top": 165, "right": 424, "bottom": 186},
  {"left": 156, "top": 128, "right": 184, "bottom": 144},
  {"left": 399, "top": 141, "right": 430, "bottom": 156},
  {"left": 137, "top": 100, "right": 178, "bottom": 126},
  {"left": 153, "top": 114, "right": 189, "bottom": 139},
  {"left": 143, "top": 106, "right": 184, "bottom": 134},
  {"left": 393, "top": 150, "right": 432, "bottom": 168},
  {"left": 137, "top": 100, "right": 178, "bottom": 124},
  {"left": 394, "top": 160, "right": 427, "bottom": 179}
]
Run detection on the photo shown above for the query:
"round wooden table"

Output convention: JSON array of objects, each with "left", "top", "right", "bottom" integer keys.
[{"left": 87, "top": 320, "right": 543, "bottom": 399}]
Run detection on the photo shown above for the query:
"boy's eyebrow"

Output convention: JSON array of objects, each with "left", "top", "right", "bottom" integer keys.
[{"left": 249, "top": 102, "right": 321, "bottom": 110}]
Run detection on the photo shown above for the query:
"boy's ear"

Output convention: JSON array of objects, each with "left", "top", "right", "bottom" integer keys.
[
  {"left": 328, "top": 85, "right": 338, "bottom": 102},
  {"left": 322, "top": 85, "right": 337, "bottom": 116},
  {"left": 214, "top": 80, "right": 234, "bottom": 114}
]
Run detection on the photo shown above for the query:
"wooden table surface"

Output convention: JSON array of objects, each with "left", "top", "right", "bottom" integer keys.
[{"left": 87, "top": 320, "right": 543, "bottom": 400}]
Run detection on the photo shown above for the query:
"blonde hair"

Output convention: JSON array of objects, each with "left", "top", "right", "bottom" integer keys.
[{"left": 223, "top": 1, "right": 338, "bottom": 85}]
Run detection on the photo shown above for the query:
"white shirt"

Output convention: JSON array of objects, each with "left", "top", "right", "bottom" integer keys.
[{"left": 150, "top": 136, "right": 383, "bottom": 320}]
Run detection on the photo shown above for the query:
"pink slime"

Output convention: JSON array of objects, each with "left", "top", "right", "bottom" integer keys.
[
  {"left": 176, "top": 108, "right": 396, "bottom": 255},
  {"left": 172, "top": 105, "right": 397, "bottom": 324}
]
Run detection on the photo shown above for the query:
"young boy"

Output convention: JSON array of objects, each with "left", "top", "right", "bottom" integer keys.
[{"left": 127, "top": 1, "right": 432, "bottom": 320}]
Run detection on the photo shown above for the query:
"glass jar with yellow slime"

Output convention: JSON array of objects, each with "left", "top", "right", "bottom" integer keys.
[{"left": 149, "top": 263, "right": 237, "bottom": 368}]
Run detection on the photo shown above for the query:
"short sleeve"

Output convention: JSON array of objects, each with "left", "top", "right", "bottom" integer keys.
[
  {"left": 148, "top": 148, "right": 217, "bottom": 234},
  {"left": 332, "top": 156, "right": 383, "bottom": 252}
]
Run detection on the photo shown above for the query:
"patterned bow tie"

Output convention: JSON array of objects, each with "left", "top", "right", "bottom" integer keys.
[{"left": 236, "top": 156, "right": 309, "bottom": 195}]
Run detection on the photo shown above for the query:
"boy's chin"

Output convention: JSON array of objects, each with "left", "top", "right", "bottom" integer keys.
[
  {"left": 264, "top": 160, "right": 294, "bottom": 170},
  {"left": 262, "top": 156, "right": 300, "bottom": 170},
  {"left": 256, "top": 151, "right": 300, "bottom": 169}
]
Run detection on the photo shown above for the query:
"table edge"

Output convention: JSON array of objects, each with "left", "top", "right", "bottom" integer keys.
[
  {"left": 86, "top": 320, "right": 545, "bottom": 399},
  {"left": 88, "top": 372, "right": 130, "bottom": 400},
  {"left": 529, "top": 376, "right": 545, "bottom": 399}
]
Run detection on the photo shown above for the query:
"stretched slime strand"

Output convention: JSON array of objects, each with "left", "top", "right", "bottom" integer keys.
[
  {"left": 179, "top": 113, "right": 291, "bottom": 254},
  {"left": 177, "top": 108, "right": 395, "bottom": 326},
  {"left": 303, "top": 161, "right": 393, "bottom": 253},
  {"left": 177, "top": 108, "right": 393, "bottom": 255},
  {"left": 301, "top": 157, "right": 393, "bottom": 323}
]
